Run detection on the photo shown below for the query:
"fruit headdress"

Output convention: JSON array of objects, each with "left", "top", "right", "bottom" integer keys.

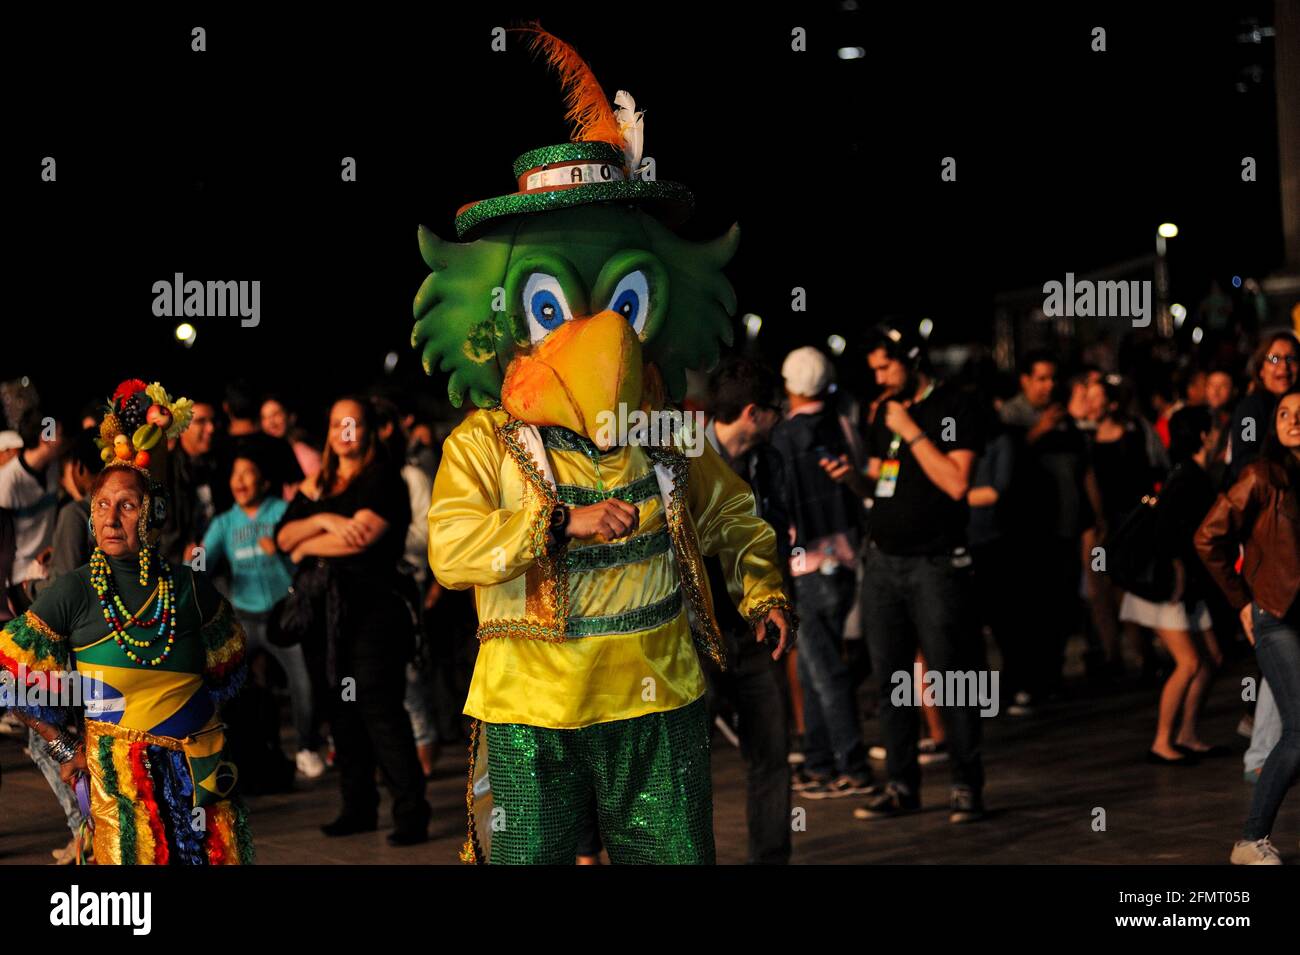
[
  {"left": 93, "top": 379, "right": 195, "bottom": 545},
  {"left": 95, "top": 379, "right": 194, "bottom": 497}
]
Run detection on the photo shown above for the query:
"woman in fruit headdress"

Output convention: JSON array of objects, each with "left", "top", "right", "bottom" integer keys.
[
  {"left": 416, "top": 24, "right": 796, "bottom": 864},
  {"left": 0, "top": 379, "right": 254, "bottom": 864}
]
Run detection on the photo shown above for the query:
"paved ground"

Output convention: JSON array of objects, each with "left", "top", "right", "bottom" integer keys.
[{"left": 2, "top": 644, "right": 1295, "bottom": 865}]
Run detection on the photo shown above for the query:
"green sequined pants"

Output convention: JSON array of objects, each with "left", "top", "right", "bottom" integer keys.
[{"left": 483, "top": 696, "right": 714, "bottom": 864}]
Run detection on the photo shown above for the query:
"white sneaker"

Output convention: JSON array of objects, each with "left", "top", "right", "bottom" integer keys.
[
  {"left": 295, "top": 749, "right": 326, "bottom": 779},
  {"left": 1230, "top": 838, "right": 1281, "bottom": 865}
]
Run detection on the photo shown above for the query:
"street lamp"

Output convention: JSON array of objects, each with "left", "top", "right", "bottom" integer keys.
[{"left": 1154, "top": 223, "right": 1178, "bottom": 337}]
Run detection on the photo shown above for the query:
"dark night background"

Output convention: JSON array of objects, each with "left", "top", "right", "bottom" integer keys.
[{"left": 5, "top": 2, "right": 1286, "bottom": 428}]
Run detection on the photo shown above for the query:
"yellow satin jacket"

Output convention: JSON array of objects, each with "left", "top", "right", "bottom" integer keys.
[{"left": 427, "top": 407, "right": 790, "bottom": 729}]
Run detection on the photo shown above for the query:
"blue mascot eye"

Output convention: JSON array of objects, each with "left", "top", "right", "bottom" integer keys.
[
  {"left": 612, "top": 288, "right": 640, "bottom": 326},
  {"left": 530, "top": 289, "right": 565, "bottom": 330},
  {"left": 602, "top": 270, "right": 651, "bottom": 336}
]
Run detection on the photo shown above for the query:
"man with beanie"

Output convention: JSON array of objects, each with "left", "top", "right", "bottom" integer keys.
[{"left": 772, "top": 347, "right": 874, "bottom": 799}]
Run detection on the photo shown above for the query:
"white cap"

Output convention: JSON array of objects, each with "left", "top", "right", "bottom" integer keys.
[
  {"left": 0, "top": 430, "right": 22, "bottom": 452},
  {"left": 781, "top": 347, "right": 833, "bottom": 398}
]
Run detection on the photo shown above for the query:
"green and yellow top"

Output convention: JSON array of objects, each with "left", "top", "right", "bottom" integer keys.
[
  {"left": 428, "top": 408, "right": 789, "bottom": 729},
  {"left": 0, "top": 555, "right": 245, "bottom": 737}
]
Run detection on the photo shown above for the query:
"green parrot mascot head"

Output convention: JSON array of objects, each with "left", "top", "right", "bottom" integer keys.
[{"left": 411, "top": 23, "right": 739, "bottom": 448}]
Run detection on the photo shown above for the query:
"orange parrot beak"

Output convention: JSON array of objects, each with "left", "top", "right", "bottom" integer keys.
[{"left": 500, "top": 311, "right": 644, "bottom": 449}]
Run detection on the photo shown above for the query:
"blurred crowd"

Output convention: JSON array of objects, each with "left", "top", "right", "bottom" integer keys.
[
  {"left": 686, "top": 317, "right": 1299, "bottom": 865},
  {"left": 2, "top": 310, "right": 1297, "bottom": 864}
]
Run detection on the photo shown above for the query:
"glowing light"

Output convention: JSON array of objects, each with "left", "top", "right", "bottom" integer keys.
[
  {"left": 743, "top": 313, "right": 763, "bottom": 339},
  {"left": 1191, "top": 327, "right": 1204, "bottom": 345},
  {"left": 175, "top": 323, "right": 197, "bottom": 347},
  {"left": 1157, "top": 223, "right": 1179, "bottom": 239},
  {"left": 383, "top": 351, "right": 399, "bottom": 373},
  {"left": 919, "top": 318, "right": 934, "bottom": 339},
  {"left": 1171, "top": 303, "right": 1187, "bottom": 327},
  {"left": 827, "top": 334, "right": 847, "bottom": 356},
  {"left": 837, "top": 47, "right": 865, "bottom": 59},
  {"left": 1232, "top": 275, "right": 1242, "bottom": 288}
]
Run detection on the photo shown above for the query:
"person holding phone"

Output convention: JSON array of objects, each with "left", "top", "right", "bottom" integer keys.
[{"left": 772, "top": 347, "right": 873, "bottom": 801}]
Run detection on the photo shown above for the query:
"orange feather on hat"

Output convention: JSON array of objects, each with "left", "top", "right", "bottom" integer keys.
[{"left": 510, "top": 21, "right": 625, "bottom": 150}]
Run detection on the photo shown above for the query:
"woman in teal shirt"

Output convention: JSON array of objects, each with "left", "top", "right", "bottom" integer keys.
[{"left": 203, "top": 446, "right": 322, "bottom": 779}]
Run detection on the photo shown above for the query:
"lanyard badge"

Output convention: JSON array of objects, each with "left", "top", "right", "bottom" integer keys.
[
  {"left": 875, "top": 432, "right": 902, "bottom": 498},
  {"left": 874, "top": 383, "right": 933, "bottom": 500},
  {"left": 874, "top": 457, "right": 900, "bottom": 498}
]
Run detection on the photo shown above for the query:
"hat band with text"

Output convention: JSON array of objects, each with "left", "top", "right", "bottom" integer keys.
[{"left": 519, "top": 161, "right": 627, "bottom": 193}]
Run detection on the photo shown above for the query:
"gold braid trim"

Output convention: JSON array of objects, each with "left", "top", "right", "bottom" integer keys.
[
  {"left": 459, "top": 719, "right": 485, "bottom": 865},
  {"left": 475, "top": 619, "right": 566, "bottom": 644},
  {"left": 645, "top": 445, "right": 727, "bottom": 671},
  {"left": 486, "top": 417, "right": 570, "bottom": 643}
]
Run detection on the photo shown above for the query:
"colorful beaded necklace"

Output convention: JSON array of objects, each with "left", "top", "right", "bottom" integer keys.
[{"left": 89, "top": 547, "right": 177, "bottom": 667}]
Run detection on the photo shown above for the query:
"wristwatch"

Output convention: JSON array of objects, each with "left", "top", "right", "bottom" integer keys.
[{"left": 545, "top": 504, "right": 570, "bottom": 554}]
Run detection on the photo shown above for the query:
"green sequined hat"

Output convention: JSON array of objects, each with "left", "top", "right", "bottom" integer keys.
[
  {"left": 454, "top": 141, "right": 694, "bottom": 240},
  {"left": 452, "top": 23, "right": 695, "bottom": 240}
]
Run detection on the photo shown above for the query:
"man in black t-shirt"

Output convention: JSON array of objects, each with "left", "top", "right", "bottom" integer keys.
[{"left": 827, "top": 326, "right": 987, "bottom": 824}]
